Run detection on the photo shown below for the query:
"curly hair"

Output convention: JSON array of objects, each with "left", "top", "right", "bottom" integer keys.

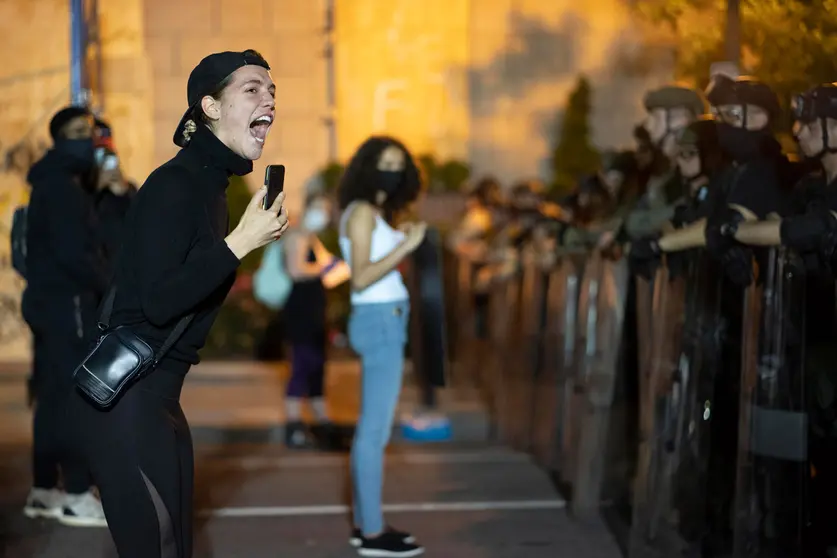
[{"left": 337, "top": 136, "right": 422, "bottom": 212}]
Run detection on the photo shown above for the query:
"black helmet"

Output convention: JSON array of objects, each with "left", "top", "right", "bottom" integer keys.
[
  {"left": 705, "top": 75, "right": 781, "bottom": 122},
  {"left": 792, "top": 83, "right": 837, "bottom": 123},
  {"left": 643, "top": 85, "right": 708, "bottom": 118}
]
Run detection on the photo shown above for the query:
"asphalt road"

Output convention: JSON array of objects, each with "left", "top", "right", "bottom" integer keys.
[
  {"left": 0, "top": 444, "right": 621, "bottom": 558},
  {"left": 0, "top": 360, "right": 621, "bottom": 558}
]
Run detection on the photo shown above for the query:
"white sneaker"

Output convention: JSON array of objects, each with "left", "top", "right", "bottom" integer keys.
[
  {"left": 23, "top": 487, "right": 65, "bottom": 519},
  {"left": 58, "top": 491, "right": 108, "bottom": 528}
]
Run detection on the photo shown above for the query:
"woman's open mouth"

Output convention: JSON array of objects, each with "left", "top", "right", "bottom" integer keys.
[{"left": 249, "top": 115, "right": 273, "bottom": 144}]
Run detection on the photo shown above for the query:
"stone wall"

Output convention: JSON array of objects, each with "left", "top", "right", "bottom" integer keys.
[
  {"left": 0, "top": 0, "right": 70, "bottom": 361},
  {"left": 336, "top": 0, "right": 673, "bottom": 184}
]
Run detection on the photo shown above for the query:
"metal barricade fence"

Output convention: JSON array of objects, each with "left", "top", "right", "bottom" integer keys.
[{"left": 443, "top": 247, "right": 630, "bottom": 516}]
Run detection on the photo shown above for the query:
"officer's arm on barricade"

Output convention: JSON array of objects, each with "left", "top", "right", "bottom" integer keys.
[
  {"left": 654, "top": 201, "right": 762, "bottom": 253},
  {"left": 656, "top": 218, "right": 707, "bottom": 252},
  {"left": 733, "top": 220, "right": 782, "bottom": 246},
  {"left": 624, "top": 205, "right": 677, "bottom": 240}
]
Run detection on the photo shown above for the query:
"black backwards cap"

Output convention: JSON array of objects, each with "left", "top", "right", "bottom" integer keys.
[{"left": 173, "top": 49, "right": 270, "bottom": 147}]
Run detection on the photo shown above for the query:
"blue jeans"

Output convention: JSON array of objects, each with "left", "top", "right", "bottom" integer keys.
[{"left": 348, "top": 300, "right": 410, "bottom": 536}]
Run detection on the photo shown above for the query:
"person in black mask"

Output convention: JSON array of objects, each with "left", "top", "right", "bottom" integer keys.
[
  {"left": 629, "top": 116, "right": 728, "bottom": 273},
  {"left": 734, "top": 83, "right": 837, "bottom": 556},
  {"left": 337, "top": 136, "right": 427, "bottom": 556},
  {"left": 93, "top": 146, "right": 137, "bottom": 277},
  {"left": 20, "top": 106, "right": 108, "bottom": 527},
  {"left": 701, "top": 75, "right": 798, "bottom": 284},
  {"left": 631, "top": 76, "right": 794, "bottom": 285},
  {"left": 624, "top": 85, "right": 708, "bottom": 240}
]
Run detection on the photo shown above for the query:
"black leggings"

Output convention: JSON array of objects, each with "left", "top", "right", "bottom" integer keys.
[
  {"left": 32, "top": 331, "right": 91, "bottom": 493},
  {"left": 72, "top": 368, "right": 193, "bottom": 558}
]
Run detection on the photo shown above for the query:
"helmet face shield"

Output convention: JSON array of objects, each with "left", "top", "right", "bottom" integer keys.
[
  {"left": 792, "top": 93, "right": 817, "bottom": 124},
  {"left": 792, "top": 86, "right": 837, "bottom": 124}
]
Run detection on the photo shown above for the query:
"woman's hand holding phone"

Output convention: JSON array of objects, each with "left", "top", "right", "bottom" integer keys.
[{"left": 225, "top": 188, "right": 289, "bottom": 260}]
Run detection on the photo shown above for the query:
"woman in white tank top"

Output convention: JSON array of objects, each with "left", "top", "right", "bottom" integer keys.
[{"left": 337, "top": 137, "right": 426, "bottom": 557}]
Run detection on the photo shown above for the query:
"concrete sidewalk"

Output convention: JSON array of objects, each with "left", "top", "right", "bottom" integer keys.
[
  {"left": 0, "top": 360, "right": 489, "bottom": 446},
  {"left": 0, "top": 444, "right": 622, "bottom": 558},
  {"left": 0, "top": 360, "right": 622, "bottom": 558}
]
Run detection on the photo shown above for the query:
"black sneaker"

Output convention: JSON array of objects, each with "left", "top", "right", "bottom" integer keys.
[
  {"left": 357, "top": 531, "right": 424, "bottom": 557},
  {"left": 350, "top": 526, "right": 415, "bottom": 547},
  {"left": 310, "top": 422, "right": 345, "bottom": 452}
]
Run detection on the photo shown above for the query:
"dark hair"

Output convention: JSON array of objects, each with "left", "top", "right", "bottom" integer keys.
[
  {"left": 337, "top": 136, "right": 422, "bottom": 212},
  {"left": 49, "top": 106, "right": 91, "bottom": 141},
  {"left": 469, "top": 176, "right": 502, "bottom": 205},
  {"left": 94, "top": 118, "right": 111, "bottom": 132},
  {"left": 185, "top": 49, "right": 265, "bottom": 135}
]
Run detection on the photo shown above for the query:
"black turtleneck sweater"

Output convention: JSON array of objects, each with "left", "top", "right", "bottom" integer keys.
[{"left": 106, "top": 126, "right": 251, "bottom": 373}]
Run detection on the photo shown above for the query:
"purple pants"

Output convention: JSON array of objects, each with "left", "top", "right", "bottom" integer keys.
[{"left": 286, "top": 343, "right": 326, "bottom": 398}]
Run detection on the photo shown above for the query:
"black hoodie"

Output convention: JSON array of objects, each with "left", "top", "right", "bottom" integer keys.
[
  {"left": 105, "top": 124, "right": 250, "bottom": 374},
  {"left": 22, "top": 148, "right": 108, "bottom": 332}
]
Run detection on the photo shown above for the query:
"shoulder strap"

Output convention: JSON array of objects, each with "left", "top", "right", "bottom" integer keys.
[
  {"left": 98, "top": 286, "right": 117, "bottom": 327},
  {"left": 98, "top": 285, "right": 194, "bottom": 364},
  {"left": 154, "top": 314, "right": 194, "bottom": 365}
]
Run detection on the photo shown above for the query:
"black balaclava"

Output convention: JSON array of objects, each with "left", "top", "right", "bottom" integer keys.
[{"left": 706, "top": 75, "right": 781, "bottom": 162}]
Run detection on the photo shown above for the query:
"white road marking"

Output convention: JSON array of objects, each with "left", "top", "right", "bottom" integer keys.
[{"left": 200, "top": 499, "right": 566, "bottom": 518}]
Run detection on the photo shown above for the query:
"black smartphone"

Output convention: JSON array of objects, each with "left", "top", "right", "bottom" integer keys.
[{"left": 263, "top": 164, "right": 285, "bottom": 210}]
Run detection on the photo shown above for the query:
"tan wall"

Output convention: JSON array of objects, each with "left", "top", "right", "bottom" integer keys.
[
  {"left": 336, "top": 0, "right": 673, "bottom": 184},
  {"left": 0, "top": 0, "right": 70, "bottom": 361},
  {"left": 335, "top": 0, "right": 471, "bottom": 161}
]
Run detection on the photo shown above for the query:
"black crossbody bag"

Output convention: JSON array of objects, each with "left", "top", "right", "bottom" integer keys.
[{"left": 73, "top": 287, "right": 193, "bottom": 409}]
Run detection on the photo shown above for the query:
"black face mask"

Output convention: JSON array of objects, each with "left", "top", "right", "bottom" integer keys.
[
  {"left": 378, "top": 170, "right": 402, "bottom": 194},
  {"left": 716, "top": 122, "right": 767, "bottom": 162},
  {"left": 55, "top": 138, "right": 95, "bottom": 172}
]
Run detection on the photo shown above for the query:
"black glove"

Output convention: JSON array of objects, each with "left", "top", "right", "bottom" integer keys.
[
  {"left": 720, "top": 245, "right": 754, "bottom": 287},
  {"left": 705, "top": 209, "right": 744, "bottom": 260},
  {"left": 629, "top": 237, "right": 662, "bottom": 280},
  {"left": 671, "top": 204, "right": 690, "bottom": 229},
  {"left": 781, "top": 209, "right": 837, "bottom": 254}
]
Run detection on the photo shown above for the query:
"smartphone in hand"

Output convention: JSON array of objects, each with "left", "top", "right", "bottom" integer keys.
[{"left": 263, "top": 164, "right": 285, "bottom": 210}]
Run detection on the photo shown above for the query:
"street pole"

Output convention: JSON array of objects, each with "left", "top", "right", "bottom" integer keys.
[
  {"left": 89, "top": 0, "right": 104, "bottom": 114},
  {"left": 323, "top": 0, "right": 337, "bottom": 162},
  {"left": 69, "top": 0, "right": 89, "bottom": 107},
  {"left": 724, "top": 0, "right": 740, "bottom": 69},
  {"left": 711, "top": 0, "right": 741, "bottom": 80}
]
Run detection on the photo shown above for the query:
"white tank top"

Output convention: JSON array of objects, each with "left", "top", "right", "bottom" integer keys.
[{"left": 339, "top": 202, "right": 410, "bottom": 305}]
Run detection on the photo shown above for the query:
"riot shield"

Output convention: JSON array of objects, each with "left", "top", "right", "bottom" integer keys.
[
  {"left": 733, "top": 247, "right": 806, "bottom": 557},
  {"left": 629, "top": 251, "right": 726, "bottom": 557},
  {"left": 571, "top": 252, "right": 630, "bottom": 518},
  {"left": 531, "top": 252, "right": 584, "bottom": 477},
  {"left": 628, "top": 259, "right": 689, "bottom": 557},
  {"left": 484, "top": 276, "right": 517, "bottom": 440},
  {"left": 499, "top": 254, "right": 544, "bottom": 451}
]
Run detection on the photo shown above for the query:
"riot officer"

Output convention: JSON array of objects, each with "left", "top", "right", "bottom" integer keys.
[
  {"left": 629, "top": 116, "right": 728, "bottom": 278},
  {"left": 631, "top": 76, "right": 794, "bottom": 284},
  {"left": 623, "top": 85, "right": 708, "bottom": 240},
  {"left": 734, "top": 83, "right": 837, "bottom": 557}
]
